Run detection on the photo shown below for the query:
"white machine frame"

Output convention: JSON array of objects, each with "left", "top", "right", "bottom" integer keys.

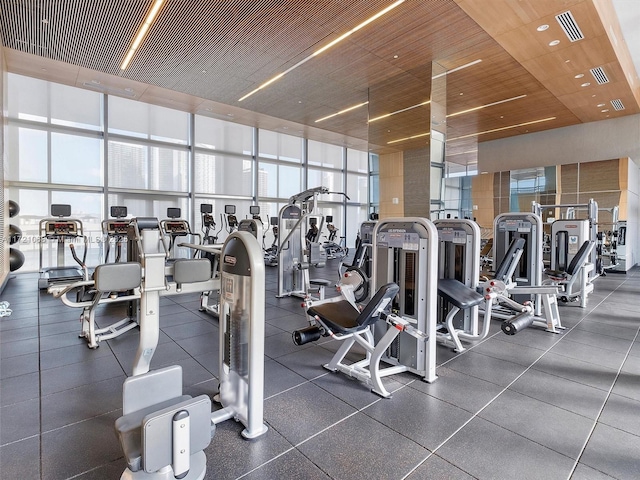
[
  {"left": 210, "top": 230, "right": 268, "bottom": 439},
  {"left": 372, "top": 217, "right": 439, "bottom": 384}
]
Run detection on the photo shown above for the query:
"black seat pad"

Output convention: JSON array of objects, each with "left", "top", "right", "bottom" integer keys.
[
  {"left": 544, "top": 269, "right": 568, "bottom": 279},
  {"left": 307, "top": 300, "right": 361, "bottom": 334},
  {"left": 438, "top": 279, "right": 484, "bottom": 309}
]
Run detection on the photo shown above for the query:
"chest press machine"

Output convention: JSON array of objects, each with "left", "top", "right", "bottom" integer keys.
[
  {"left": 178, "top": 217, "right": 263, "bottom": 319},
  {"left": 113, "top": 230, "right": 268, "bottom": 480},
  {"left": 49, "top": 218, "right": 219, "bottom": 366}
]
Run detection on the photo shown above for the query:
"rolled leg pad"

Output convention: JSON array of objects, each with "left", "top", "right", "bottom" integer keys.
[{"left": 501, "top": 312, "right": 534, "bottom": 335}]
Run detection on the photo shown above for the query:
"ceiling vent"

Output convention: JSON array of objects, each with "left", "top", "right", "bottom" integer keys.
[
  {"left": 590, "top": 66, "right": 610, "bottom": 85},
  {"left": 556, "top": 11, "right": 584, "bottom": 42},
  {"left": 610, "top": 99, "right": 625, "bottom": 111}
]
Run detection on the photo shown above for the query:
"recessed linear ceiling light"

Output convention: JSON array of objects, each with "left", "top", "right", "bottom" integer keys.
[
  {"left": 448, "top": 117, "right": 557, "bottom": 141},
  {"left": 368, "top": 100, "right": 430, "bottom": 123},
  {"left": 387, "top": 131, "right": 430, "bottom": 145},
  {"left": 315, "top": 101, "right": 369, "bottom": 123},
  {"left": 432, "top": 59, "right": 482, "bottom": 79},
  {"left": 374, "top": 93, "right": 526, "bottom": 125},
  {"left": 238, "top": 0, "right": 405, "bottom": 101},
  {"left": 120, "top": 0, "right": 166, "bottom": 70},
  {"left": 447, "top": 94, "right": 527, "bottom": 118},
  {"left": 387, "top": 117, "right": 556, "bottom": 145}
]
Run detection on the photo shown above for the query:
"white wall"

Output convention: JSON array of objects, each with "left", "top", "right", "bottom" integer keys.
[
  {"left": 1, "top": 45, "right": 8, "bottom": 288},
  {"left": 479, "top": 114, "right": 640, "bottom": 172},
  {"left": 627, "top": 158, "right": 639, "bottom": 269}
]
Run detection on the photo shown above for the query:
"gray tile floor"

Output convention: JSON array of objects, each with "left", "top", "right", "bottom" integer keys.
[{"left": 1, "top": 263, "right": 639, "bottom": 479}]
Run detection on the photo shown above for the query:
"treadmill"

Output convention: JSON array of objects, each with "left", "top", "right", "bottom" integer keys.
[{"left": 38, "top": 204, "right": 89, "bottom": 289}]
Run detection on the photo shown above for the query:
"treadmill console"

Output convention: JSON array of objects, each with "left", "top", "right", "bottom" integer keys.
[
  {"left": 164, "top": 220, "right": 189, "bottom": 235},
  {"left": 227, "top": 215, "right": 238, "bottom": 228},
  {"left": 106, "top": 220, "right": 130, "bottom": 235},
  {"left": 45, "top": 220, "right": 78, "bottom": 237}
]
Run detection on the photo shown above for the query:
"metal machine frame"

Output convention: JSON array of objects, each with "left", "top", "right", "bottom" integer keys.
[
  {"left": 211, "top": 230, "right": 268, "bottom": 439},
  {"left": 533, "top": 199, "right": 599, "bottom": 279},
  {"left": 372, "top": 217, "right": 438, "bottom": 384},
  {"left": 434, "top": 219, "right": 494, "bottom": 352},
  {"left": 493, "top": 212, "right": 544, "bottom": 314},
  {"left": 49, "top": 217, "right": 220, "bottom": 374}
]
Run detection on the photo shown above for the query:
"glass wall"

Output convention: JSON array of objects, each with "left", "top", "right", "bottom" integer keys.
[{"left": 5, "top": 73, "right": 369, "bottom": 271}]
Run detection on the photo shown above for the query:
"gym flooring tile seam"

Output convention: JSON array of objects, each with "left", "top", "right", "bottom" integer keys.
[{"left": 1, "top": 268, "right": 639, "bottom": 479}]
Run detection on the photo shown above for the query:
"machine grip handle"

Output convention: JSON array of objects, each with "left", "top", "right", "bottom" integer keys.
[{"left": 172, "top": 410, "right": 190, "bottom": 478}]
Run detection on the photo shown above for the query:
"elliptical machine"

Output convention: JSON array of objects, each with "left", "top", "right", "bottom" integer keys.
[
  {"left": 264, "top": 216, "right": 279, "bottom": 267},
  {"left": 322, "top": 215, "right": 348, "bottom": 260},
  {"left": 102, "top": 206, "right": 130, "bottom": 263}
]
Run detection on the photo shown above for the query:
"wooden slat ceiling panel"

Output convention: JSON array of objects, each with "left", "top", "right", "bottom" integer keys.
[
  {"left": 2, "top": 0, "right": 146, "bottom": 73},
  {"left": 1, "top": 0, "right": 638, "bottom": 161}
]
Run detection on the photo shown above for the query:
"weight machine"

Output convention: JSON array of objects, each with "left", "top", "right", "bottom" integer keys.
[
  {"left": 49, "top": 218, "right": 219, "bottom": 368},
  {"left": 276, "top": 186, "right": 348, "bottom": 299},
  {"left": 113, "top": 229, "right": 268, "bottom": 479},
  {"left": 292, "top": 216, "right": 439, "bottom": 397},
  {"left": 434, "top": 219, "right": 495, "bottom": 352},
  {"left": 533, "top": 200, "right": 598, "bottom": 304},
  {"left": 371, "top": 217, "right": 439, "bottom": 384},
  {"left": 533, "top": 199, "right": 598, "bottom": 279},
  {"left": 493, "top": 212, "right": 544, "bottom": 314}
]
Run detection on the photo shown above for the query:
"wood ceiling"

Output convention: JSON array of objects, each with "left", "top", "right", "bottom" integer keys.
[{"left": 1, "top": 0, "right": 638, "bottom": 168}]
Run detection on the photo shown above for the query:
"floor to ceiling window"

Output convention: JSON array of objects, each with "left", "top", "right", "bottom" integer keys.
[{"left": 5, "top": 73, "right": 369, "bottom": 271}]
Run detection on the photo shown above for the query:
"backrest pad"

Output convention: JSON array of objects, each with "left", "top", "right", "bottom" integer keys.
[
  {"left": 494, "top": 237, "right": 526, "bottom": 282},
  {"left": 566, "top": 240, "right": 595, "bottom": 276},
  {"left": 356, "top": 282, "right": 399, "bottom": 327}
]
